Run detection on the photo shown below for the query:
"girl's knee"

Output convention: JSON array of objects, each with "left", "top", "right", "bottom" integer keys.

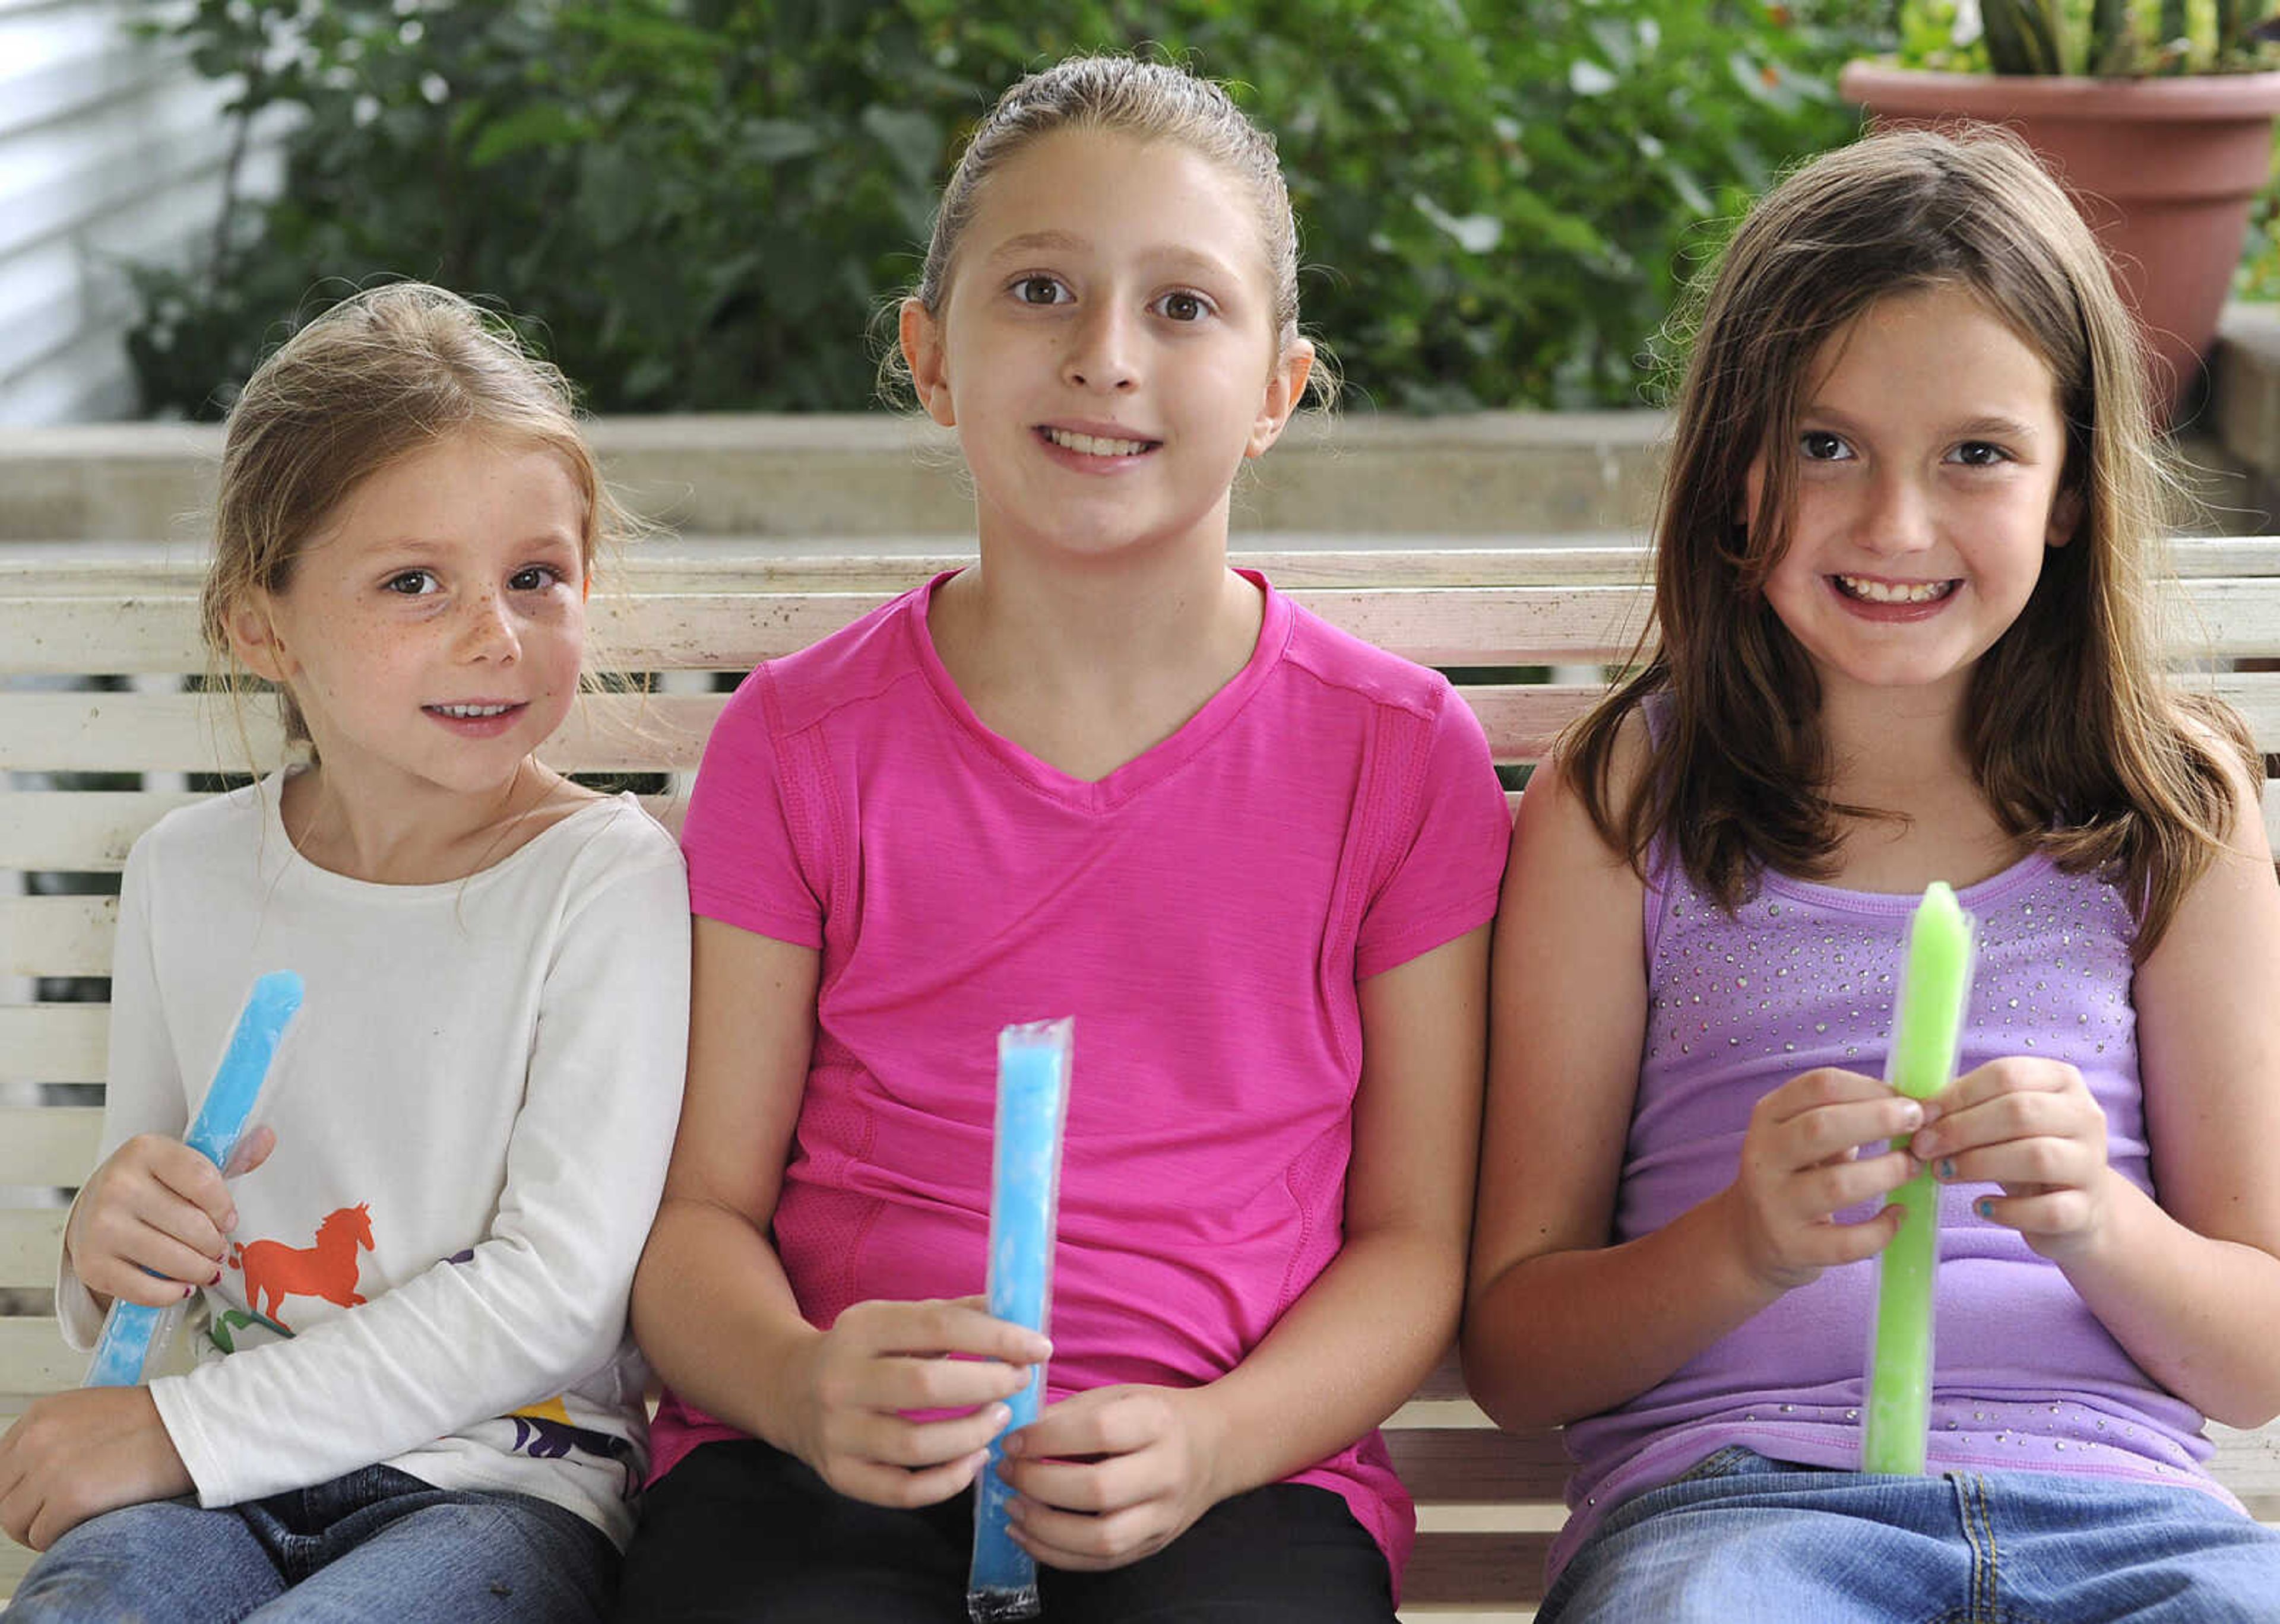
[{"left": 12, "top": 1501, "right": 270, "bottom": 1623}]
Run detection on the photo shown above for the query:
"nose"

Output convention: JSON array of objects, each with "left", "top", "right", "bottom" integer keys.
[
  {"left": 458, "top": 589, "right": 521, "bottom": 662},
  {"left": 1063, "top": 301, "right": 1139, "bottom": 394},
  {"left": 1858, "top": 466, "right": 1937, "bottom": 558}
]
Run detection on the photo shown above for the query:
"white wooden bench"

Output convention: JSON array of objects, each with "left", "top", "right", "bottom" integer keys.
[{"left": 5, "top": 535, "right": 2278, "bottom": 1616}]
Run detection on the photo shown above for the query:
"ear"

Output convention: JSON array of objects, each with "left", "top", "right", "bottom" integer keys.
[
  {"left": 224, "top": 594, "right": 296, "bottom": 684},
  {"left": 1244, "top": 337, "right": 1315, "bottom": 459},
  {"left": 2045, "top": 485, "right": 2084, "bottom": 549},
  {"left": 900, "top": 298, "right": 956, "bottom": 429}
]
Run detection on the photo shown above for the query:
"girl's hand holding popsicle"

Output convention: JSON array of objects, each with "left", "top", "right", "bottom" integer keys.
[
  {"left": 997, "top": 1381, "right": 1226, "bottom": 1571},
  {"left": 1720, "top": 1067, "right": 1929, "bottom": 1295},
  {"left": 65, "top": 1128, "right": 277, "bottom": 1308},
  {"left": 787, "top": 1294, "right": 1049, "bottom": 1508},
  {"left": 1915, "top": 1055, "right": 2116, "bottom": 1261}
]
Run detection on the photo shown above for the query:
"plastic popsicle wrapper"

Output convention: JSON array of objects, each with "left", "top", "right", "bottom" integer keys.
[
  {"left": 967, "top": 1017, "right": 1074, "bottom": 1624},
  {"left": 1861, "top": 885, "right": 1974, "bottom": 1474},
  {"left": 85, "top": 970, "right": 303, "bottom": 1388}
]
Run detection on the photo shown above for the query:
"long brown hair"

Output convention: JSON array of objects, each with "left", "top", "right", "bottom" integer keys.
[{"left": 1566, "top": 127, "right": 2252, "bottom": 954}]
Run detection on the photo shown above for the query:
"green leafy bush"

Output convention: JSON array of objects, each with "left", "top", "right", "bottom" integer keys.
[{"left": 128, "top": 0, "right": 1886, "bottom": 415}]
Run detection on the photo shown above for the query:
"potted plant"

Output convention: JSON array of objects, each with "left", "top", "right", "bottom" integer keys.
[{"left": 1842, "top": 1, "right": 2280, "bottom": 418}]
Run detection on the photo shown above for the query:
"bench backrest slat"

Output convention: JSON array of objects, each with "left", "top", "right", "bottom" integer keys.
[{"left": 11, "top": 674, "right": 2280, "bottom": 781}]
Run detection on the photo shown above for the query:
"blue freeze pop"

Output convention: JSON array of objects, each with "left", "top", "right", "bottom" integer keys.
[
  {"left": 968, "top": 1017, "right": 1073, "bottom": 1624},
  {"left": 84, "top": 971, "right": 303, "bottom": 1388}
]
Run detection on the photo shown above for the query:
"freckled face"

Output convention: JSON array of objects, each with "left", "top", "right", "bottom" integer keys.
[
  {"left": 1748, "top": 286, "right": 2076, "bottom": 709},
  {"left": 235, "top": 433, "right": 588, "bottom": 808},
  {"left": 902, "top": 129, "right": 1312, "bottom": 562}
]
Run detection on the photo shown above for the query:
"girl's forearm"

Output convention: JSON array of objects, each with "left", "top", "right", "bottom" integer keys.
[
  {"left": 630, "top": 1194, "right": 822, "bottom": 1453},
  {"left": 1462, "top": 1190, "right": 1785, "bottom": 1431},
  {"left": 2054, "top": 1175, "right": 2280, "bottom": 1428},
  {"left": 1187, "top": 1220, "right": 1465, "bottom": 1501}
]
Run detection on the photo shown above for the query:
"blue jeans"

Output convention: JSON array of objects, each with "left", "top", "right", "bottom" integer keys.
[
  {"left": 1540, "top": 1447, "right": 2280, "bottom": 1624},
  {"left": 8, "top": 1464, "right": 617, "bottom": 1623}
]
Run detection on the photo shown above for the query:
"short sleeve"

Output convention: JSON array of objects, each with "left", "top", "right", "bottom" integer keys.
[
  {"left": 680, "top": 665, "right": 826, "bottom": 949},
  {"left": 1354, "top": 685, "right": 1512, "bottom": 979}
]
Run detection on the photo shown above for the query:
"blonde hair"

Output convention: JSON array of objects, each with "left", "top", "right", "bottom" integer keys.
[
  {"left": 1565, "top": 126, "right": 2253, "bottom": 955},
  {"left": 203, "top": 281, "right": 631, "bottom": 750}
]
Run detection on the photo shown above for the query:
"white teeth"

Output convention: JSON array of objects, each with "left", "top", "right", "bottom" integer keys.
[
  {"left": 1046, "top": 427, "right": 1150, "bottom": 457},
  {"left": 433, "top": 703, "right": 513, "bottom": 718},
  {"left": 1836, "top": 575, "right": 1955, "bottom": 605}
]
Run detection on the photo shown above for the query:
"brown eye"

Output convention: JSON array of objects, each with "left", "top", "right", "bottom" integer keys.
[
  {"left": 1015, "top": 276, "right": 1068, "bottom": 305},
  {"left": 1800, "top": 431, "right": 1849, "bottom": 462},
  {"left": 1158, "top": 291, "right": 1206, "bottom": 322}
]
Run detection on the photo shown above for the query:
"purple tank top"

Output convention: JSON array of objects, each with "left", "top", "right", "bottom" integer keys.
[{"left": 1548, "top": 843, "right": 2238, "bottom": 1579}]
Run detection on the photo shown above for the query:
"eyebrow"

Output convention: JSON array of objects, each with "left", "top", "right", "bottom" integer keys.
[
  {"left": 1946, "top": 414, "right": 2046, "bottom": 440},
  {"left": 362, "top": 531, "right": 582, "bottom": 558},
  {"left": 981, "top": 230, "right": 1247, "bottom": 286},
  {"left": 1801, "top": 405, "right": 2048, "bottom": 441}
]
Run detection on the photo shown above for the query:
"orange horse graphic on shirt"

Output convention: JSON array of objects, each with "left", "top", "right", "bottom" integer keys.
[{"left": 230, "top": 1203, "right": 374, "bottom": 1331}]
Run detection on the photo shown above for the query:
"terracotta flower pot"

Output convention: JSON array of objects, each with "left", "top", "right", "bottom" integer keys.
[{"left": 1839, "top": 62, "right": 2280, "bottom": 420}]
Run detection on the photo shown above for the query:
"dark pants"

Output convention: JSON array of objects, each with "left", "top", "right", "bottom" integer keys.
[{"left": 613, "top": 1439, "right": 1395, "bottom": 1623}]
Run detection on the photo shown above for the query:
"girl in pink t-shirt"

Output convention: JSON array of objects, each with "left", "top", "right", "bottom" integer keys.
[{"left": 616, "top": 52, "right": 1511, "bottom": 1624}]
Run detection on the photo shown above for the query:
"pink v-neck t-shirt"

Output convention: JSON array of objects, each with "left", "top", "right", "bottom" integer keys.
[{"left": 652, "top": 570, "right": 1512, "bottom": 1577}]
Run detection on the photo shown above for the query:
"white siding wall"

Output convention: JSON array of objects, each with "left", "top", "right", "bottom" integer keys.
[{"left": 0, "top": 0, "right": 290, "bottom": 423}]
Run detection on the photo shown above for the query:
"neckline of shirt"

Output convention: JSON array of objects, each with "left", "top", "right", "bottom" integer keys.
[
  {"left": 251, "top": 769, "right": 631, "bottom": 897},
  {"left": 1747, "top": 845, "right": 2060, "bottom": 916},
  {"left": 907, "top": 567, "right": 1294, "bottom": 814}
]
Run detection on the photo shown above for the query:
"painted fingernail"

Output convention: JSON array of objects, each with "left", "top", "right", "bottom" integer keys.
[
  {"left": 1975, "top": 1198, "right": 1995, "bottom": 1218},
  {"left": 1937, "top": 1159, "right": 1957, "bottom": 1181},
  {"left": 210, "top": 1268, "right": 224, "bottom": 1286},
  {"left": 183, "top": 1282, "right": 198, "bottom": 1299}
]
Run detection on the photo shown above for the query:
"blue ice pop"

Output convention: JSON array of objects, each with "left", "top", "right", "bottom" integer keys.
[
  {"left": 84, "top": 970, "right": 303, "bottom": 1388},
  {"left": 967, "top": 1017, "right": 1072, "bottom": 1624}
]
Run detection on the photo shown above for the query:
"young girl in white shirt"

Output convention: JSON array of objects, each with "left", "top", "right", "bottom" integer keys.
[{"left": 0, "top": 283, "right": 689, "bottom": 1623}]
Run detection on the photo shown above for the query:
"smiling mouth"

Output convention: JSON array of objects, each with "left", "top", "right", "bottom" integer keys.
[
  {"left": 1038, "top": 426, "right": 1160, "bottom": 458},
  {"left": 425, "top": 703, "right": 522, "bottom": 719},
  {"left": 1832, "top": 575, "right": 1959, "bottom": 605}
]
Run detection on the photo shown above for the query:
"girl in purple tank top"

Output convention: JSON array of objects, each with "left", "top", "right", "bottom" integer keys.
[{"left": 1465, "top": 128, "right": 2280, "bottom": 1623}]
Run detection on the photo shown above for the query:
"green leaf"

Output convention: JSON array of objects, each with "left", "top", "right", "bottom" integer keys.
[
  {"left": 467, "top": 102, "right": 587, "bottom": 168},
  {"left": 860, "top": 106, "right": 943, "bottom": 186},
  {"left": 745, "top": 119, "right": 825, "bottom": 164}
]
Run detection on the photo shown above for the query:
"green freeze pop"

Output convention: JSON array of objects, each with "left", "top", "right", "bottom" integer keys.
[{"left": 1861, "top": 881, "right": 1975, "bottom": 1476}]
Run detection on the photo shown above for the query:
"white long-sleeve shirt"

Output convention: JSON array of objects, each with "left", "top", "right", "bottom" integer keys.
[{"left": 58, "top": 776, "right": 689, "bottom": 1546}]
